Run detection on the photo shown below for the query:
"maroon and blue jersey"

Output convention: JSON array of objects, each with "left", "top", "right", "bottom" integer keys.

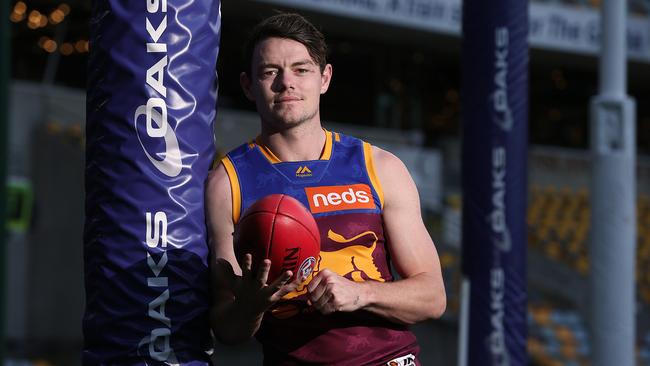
[{"left": 222, "top": 131, "right": 420, "bottom": 366}]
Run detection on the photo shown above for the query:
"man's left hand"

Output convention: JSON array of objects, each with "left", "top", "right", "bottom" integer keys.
[{"left": 307, "top": 269, "right": 367, "bottom": 314}]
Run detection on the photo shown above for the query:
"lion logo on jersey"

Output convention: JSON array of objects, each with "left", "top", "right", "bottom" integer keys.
[
  {"left": 272, "top": 228, "right": 385, "bottom": 318},
  {"left": 280, "top": 229, "right": 384, "bottom": 303},
  {"left": 318, "top": 229, "right": 384, "bottom": 283}
]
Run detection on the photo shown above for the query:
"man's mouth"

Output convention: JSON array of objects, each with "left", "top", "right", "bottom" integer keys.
[{"left": 275, "top": 95, "right": 301, "bottom": 103}]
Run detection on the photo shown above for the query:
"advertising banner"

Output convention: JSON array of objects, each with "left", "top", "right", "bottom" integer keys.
[{"left": 460, "top": 0, "right": 528, "bottom": 364}]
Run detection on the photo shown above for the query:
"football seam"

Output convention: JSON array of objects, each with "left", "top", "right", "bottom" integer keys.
[
  {"left": 278, "top": 194, "right": 320, "bottom": 248},
  {"left": 267, "top": 195, "right": 283, "bottom": 261},
  {"left": 273, "top": 212, "right": 320, "bottom": 248}
]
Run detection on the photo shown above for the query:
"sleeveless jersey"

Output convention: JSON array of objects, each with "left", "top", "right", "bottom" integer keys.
[{"left": 222, "top": 131, "right": 420, "bottom": 366}]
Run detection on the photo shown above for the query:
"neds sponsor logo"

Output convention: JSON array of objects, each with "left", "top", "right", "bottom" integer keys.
[{"left": 304, "top": 184, "right": 375, "bottom": 213}]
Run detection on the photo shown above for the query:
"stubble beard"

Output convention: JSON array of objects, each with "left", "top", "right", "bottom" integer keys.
[{"left": 265, "top": 104, "right": 319, "bottom": 132}]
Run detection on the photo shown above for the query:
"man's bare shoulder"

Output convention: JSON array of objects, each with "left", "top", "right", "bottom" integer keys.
[
  {"left": 370, "top": 144, "right": 418, "bottom": 208},
  {"left": 370, "top": 145, "right": 409, "bottom": 178},
  {"left": 206, "top": 163, "right": 232, "bottom": 205}
]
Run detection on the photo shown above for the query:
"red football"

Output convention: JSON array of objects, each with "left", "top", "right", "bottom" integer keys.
[{"left": 234, "top": 194, "right": 320, "bottom": 284}]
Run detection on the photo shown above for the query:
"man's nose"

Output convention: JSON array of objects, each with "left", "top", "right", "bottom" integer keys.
[{"left": 272, "top": 70, "right": 295, "bottom": 91}]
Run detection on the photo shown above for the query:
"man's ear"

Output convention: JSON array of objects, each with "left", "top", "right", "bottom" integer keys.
[
  {"left": 240, "top": 71, "right": 254, "bottom": 101},
  {"left": 320, "top": 64, "right": 333, "bottom": 94}
]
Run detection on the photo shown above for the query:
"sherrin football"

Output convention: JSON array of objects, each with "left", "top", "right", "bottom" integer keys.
[{"left": 234, "top": 194, "right": 320, "bottom": 284}]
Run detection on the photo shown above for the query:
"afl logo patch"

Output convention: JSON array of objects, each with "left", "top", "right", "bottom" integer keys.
[
  {"left": 387, "top": 353, "right": 416, "bottom": 366},
  {"left": 298, "top": 256, "right": 316, "bottom": 279}
]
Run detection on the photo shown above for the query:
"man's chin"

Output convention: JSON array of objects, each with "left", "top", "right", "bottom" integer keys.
[{"left": 269, "top": 113, "right": 308, "bottom": 128}]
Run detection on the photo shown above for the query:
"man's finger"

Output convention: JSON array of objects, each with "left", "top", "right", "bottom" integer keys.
[
  {"left": 241, "top": 253, "right": 253, "bottom": 279},
  {"left": 307, "top": 271, "right": 325, "bottom": 293},
  {"left": 296, "top": 271, "right": 310, "bottom": 285},
  {"left": 308, "top": 279, "right": 328, "bottom": 304},
  {"left": 256, "top": 258, "right": 272, "bottom": 285},
  {"left": 314, "top": 291, "right": 333, "bottom": 312},
  {"left": 268, "top": 270, "right": 292, "bottom": 292},
  {"left": 272, "top": 283, "right": 302, "bottom": 302}
]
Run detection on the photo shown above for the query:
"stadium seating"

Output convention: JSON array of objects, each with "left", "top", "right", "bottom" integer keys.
[
  {"left": 526, "top": 186, "right": 650, "bottom": 364},
  {"left": 431, "top": 184, "right": 650, "bottom": 363},
  {"left": 527, "top": 186, "right": 650, "bottom": 301},
  {"left": 528, "top": 302, "right": 650, "bottom": 365},
  {"left": 528, "top": 304, "right": 591, "bottom": 365}
]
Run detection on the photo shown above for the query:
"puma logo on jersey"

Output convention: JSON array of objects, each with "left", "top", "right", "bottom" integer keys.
[
  {"left": 304, "top": 184, "right": 375, "bottom": 213},
  {"left": 295, "top": 166, "right": 312, "bottom": 177}
]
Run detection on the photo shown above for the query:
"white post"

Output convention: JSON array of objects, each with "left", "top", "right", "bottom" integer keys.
[
  {"left": 457, "top": 279, "right": 469, "bottom": 366},
  {"left": 589, "top": 0, "right": 636, "bottom": 364}
]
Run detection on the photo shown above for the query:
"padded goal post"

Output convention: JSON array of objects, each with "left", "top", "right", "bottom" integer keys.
[{"left": 84, "top": 1, "right": 221, "bottom": 364}]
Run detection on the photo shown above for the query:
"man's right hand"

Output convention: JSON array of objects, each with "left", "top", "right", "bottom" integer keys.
[{"left": 214, "top": 254, "right": 303, "bottom": 316}]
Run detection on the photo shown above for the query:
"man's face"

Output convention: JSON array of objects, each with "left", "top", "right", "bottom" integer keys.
[{"left": 241, "top": 37, "right": 332, "bottom": 130}]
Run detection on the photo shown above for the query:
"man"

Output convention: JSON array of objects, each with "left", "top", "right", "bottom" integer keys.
[{"left": 206, "top": 13, "right": 446, "bottom": 365}]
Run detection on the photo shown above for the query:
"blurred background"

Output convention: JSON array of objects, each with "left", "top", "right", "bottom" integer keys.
[{"left": 4, "top": 0, "right": 650, "bottom": 364}]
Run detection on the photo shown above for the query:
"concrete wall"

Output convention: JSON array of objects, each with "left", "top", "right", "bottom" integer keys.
[{"left": 6, "top": 82, "right": 84, "bottom": 357}]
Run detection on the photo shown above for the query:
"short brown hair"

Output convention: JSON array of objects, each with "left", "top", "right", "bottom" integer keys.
[{"left": 243, "top": 13, "right": 328, "bottom": 75}]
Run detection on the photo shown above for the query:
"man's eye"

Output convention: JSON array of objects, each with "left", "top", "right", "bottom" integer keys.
[
  {"left": 263, "top": 70, "right": 277, "bottom": 77},
  {"left": 297, "top": 68, "right": 309, "bottom": 74}
]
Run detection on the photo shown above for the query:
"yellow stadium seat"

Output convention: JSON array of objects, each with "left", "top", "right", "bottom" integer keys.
[
  {"left": 576, "top": 257, "right": 589, "bottom": 275},
  {"left": 561, "top": 344, "right": 578, "bottom": 360},
  {"left": 439, "top": 252, "right": 456, "bottom": 268},
  {"left": 555, "top": 325, "right": 576, "bottom": 344},
  {"left": 637, "top": 238, "right": 650, "bottom": 259},
  {"left": 558, "top": 221, "right": 573, "bottom": 241},
  {"left": 527, "top": 337, "right": 545, "bottom": 356},
  {"left": 568, "top": 239, "right": 581, "bottom": 255},
  {"left": 538, "top": 225, "right": 552, "bottom": 242},
  {"left": 532, "top": 306, "right": 552, "bottom": 326},
  {"left": 545, "top": 241, "right": 562, "bottom": 260},
  {"left": 589, "top": 0, "right": 601, "bottom": 9}
]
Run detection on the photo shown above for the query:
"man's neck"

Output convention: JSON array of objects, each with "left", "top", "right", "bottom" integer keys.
[{"left": 259, "top": 120, "right": 327, "bottom": 162}]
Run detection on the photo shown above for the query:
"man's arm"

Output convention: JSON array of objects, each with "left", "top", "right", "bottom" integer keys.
[
  {"left": 307, "top": 146, "right": 446, "bottom": 325},
  {"left": 206, "top": 164, "right": 300, "bottom": 344}
]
